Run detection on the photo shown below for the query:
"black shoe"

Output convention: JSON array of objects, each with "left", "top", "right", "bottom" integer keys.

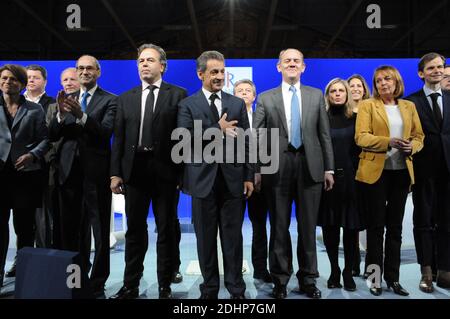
[
  {"left": 327, "top": 268, "right": 342, "bottom": 289},
  {"left": 230, "top": 294, "right": 246, "bottom": 299},
  {"left": 352, "top": 269, "right": 361, "bottom": 277},
  {"left": 299, "top": 284, "right": 322, "bottom": 299},
  {"left": 93, "top": 286, "right": 106, "bottom": 299},
  {"left": 109, "top": 286, "right": 139, "bottom": 299},
  {"left": 5, "top": 263, "right": 16, "bottom": 278},
  {"left": 171, "top": 271, "right": 183, "bottom": 284},
  {"left": 254, "top": 271, "right": 272, "bottom": 283},
  {"left": 369, "top": 287, "right": 382, "bottom": 296},
  {"left": 342, "top": 269, "right": 356, "bottom": 291},
  {"left": 159, "top": 287, "right": 172, "bottom": 299},
  {"left": 271, "top": 285, "right": 287, "bottom": 299},
  {"left": 386, "top": 282, "right": 409, "bottom": 296},
  {"left": 199, "top": 293, "right": 218, "bottom": 299}
]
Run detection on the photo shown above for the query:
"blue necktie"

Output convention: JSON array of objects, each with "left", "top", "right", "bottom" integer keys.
[
  {"left": 81, "top": 92, "right": 90, "bottom": 112},
  {"left": 290, "top": 85, "right": 302, "bottom": 149}
]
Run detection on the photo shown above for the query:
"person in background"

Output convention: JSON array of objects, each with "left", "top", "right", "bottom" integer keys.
[
  {"left": 441, "top": 64, "right": 450, "bottom": 91},
  {"left": 355, "top": 65, "right": 424, "bottom": 296}
]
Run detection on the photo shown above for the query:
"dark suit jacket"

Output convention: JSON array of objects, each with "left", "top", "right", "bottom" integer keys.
[
  {"left": 48, "top": 87, "right": 117, "bottom": 185},
  {"left": 110, "top": 81, "right": 188, "bottom": 183},
  {"left": 38, "top": 93, "right": 56, "bottom": 115},
  {"left": 253, "top": 84, "right": 334, "bottom": 183},
  {"left": 406, "top": 89, "right": 450, "bottom": 178},
  {"left": 0, "top": 95, "right": 50, "bottom": 171},
  {"left": 177, "top": 89, "right": 253, "bottom": 198}
]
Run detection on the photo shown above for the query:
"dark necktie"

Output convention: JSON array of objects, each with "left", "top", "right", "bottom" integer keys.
[
  {"left": 141, "top": 85, "right": 156, "bottom": 148},
  {"left": 429, "top": 92, "right": 442, "bottom": 129},
  {"left": 209, "top": 93, "right": 220, "bottom": 122}
]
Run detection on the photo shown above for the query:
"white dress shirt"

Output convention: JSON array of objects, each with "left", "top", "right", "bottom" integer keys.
[
  {"left": 24, "top": 90, "right": 46, "bottom": 104},
  {"left": 139, "top": 78, "right": 162, "bottom": 146},
  {"left": 281, "top": 81, "right": 302, "bottom": 142},
  {"left": 247, "top": 108, "right": 253, "bottom": 130},
  {"left": 202, "top": 88, "right": 222, "bottom": 119}
]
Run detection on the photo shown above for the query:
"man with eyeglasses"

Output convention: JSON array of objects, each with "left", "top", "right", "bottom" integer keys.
[{"left": 48, "top": 55, "right": 117, "bottom": 298}]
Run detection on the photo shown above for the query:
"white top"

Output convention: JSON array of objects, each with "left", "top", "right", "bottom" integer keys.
[
  {"left": 384, "top": 104, "right": 406, "bottom": 170},
  {"left": 202, "top": 88, "right": 222, "bottom": 118},
  {"left": 281, "top": 81, "right": 302, "bottom": 143},
  {"left": 139, "top": 78, "right": 162, "bottom": 146}
]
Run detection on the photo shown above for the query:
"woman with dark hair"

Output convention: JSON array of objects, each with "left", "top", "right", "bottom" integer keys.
[
  {"left": 319, "top": 78, "right": 363, "bottom": 291},
  {"left": 0, "top": 64, "right": 49, "bottom": 289},
  {"left": 355, "top": 65, "right": 424, "bottom": 296}
]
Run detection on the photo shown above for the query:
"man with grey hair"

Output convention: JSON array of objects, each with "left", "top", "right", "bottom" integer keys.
[
  {"left": 177, "top": 50, "right": 253, "bottom": 299},
  {"left": 254, "top": 48, "right": 334, "bottom": 299},
  {"left": 110, "top": 43, "right": 187, "bottom": 299}
]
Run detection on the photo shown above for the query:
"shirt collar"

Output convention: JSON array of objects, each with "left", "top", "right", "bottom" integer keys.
[
  {"left": 423, "top": 85, "right": 442, "bottom": 97},
  {"left": 202, "top": 87, "right": 222, "bottom": 101},
  {"left": 80, "top": 84, "right": 98, "bottom": 97},
  {"left": 142, "top": 78, "right": 162, "bottom": 91},
  {"left": 282, "top": 81, "right": 301, "bottom": 93},
  {"left": 24, "top": 90, "right": 46, "bottom": 102}
]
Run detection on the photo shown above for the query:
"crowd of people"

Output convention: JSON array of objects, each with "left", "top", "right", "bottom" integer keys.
[{"left": 1, "top": 45, "right": 450, "bottom": 299}]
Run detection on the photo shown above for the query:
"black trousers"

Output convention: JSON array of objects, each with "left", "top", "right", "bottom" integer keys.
[
  {"left": 246, "top": 189, "right": 269, "bottom": 276},
  {"left": 123, "top": 152, "right": 178, "bottom": 289},
  {"left": 192, "top": 169, "right": 246, "bottom": 297},
  {"left": 412, "top": 169, "right": 450, "bottom": 271},
  {"left": 359, "top": 169, "right": 410, "bottom": 283},
  {"left": 58, "top": 158, "right": 111, "bottom": 291},
  {"left": 266, "top": 150, "right": 322, "bottom": 287}
]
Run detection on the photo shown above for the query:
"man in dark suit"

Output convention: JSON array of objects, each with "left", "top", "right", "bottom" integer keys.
[
  {"left": 177, "top": 51, "right": 254, "bottom": 299},
  {"left": 109, "top": 44, "right": 187, "bottom": 299},
  {"left": 442, "top": 64, "right": 450, "bottom": 91},
  {"left": 253, "top": 48, "right": 334, "bottom": 299},
  {"left": 48, "top": 55, "right": 117, "bottom": 297},
  {"left": 406, "top": 52, "right": 450, "bottom": 291}
]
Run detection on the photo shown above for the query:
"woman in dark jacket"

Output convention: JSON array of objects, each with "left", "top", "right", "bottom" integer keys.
[{"left": 0, "top": 64, "right": 49, "bottom": 289}]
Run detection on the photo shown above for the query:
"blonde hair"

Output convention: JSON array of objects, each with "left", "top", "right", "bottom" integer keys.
[
  {"left": 324, "top": 78, "right": 355, "bottom": 118},
  {"left": 372, "top": 65, "right": 404, "bottom": 99}
]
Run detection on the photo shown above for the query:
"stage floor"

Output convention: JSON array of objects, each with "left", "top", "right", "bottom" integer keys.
[{"left": 1, "top": 216, "right": 450, "bottom": 300}]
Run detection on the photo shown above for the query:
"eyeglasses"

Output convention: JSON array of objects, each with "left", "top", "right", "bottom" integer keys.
[{"left": 76, "top": 66, "right": 97, "bottom": 72}]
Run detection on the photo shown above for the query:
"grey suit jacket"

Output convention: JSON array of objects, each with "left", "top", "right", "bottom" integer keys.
[
  {"left": 253, "top": 84, "right": 334, "bottom": 183},
  {"left": 0, "top": 96, "right": 50, "bottom": 171}
]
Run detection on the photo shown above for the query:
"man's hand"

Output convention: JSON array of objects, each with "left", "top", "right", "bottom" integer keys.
[
  {"left": 254, "top": 173, "right": 262, "bottom": 193},
  {"left": 111, "top": 176, "right": 125, "bottom": 194},
  {"left": 63, "top": 95, "right": 84, "bottom": 119},
  {"left": 56, "top": 90, "right": 69, "bottom": 119},
  {"left": 324, "top": 172, "right": 334, "bottom": 191},
  {"left": 219, "top": 113, "right": 238, "bottom": 137},
  {"left": 15, "top": 153, "right": 34, "bottom": 171},
  {"left": 244, "top": 181, "right": 254, "bottom": 199}
]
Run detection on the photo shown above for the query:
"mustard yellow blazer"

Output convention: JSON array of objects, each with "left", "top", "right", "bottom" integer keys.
[{"left": 355, "top": 98, "right": 424, "bottom": 185}]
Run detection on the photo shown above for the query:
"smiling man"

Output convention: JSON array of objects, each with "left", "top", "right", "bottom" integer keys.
[{"left": 253, "top": 48, "right": 334, "bottom": 299}]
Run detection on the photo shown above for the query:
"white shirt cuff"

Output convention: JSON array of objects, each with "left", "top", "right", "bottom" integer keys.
[
  {"left": 76, "top": 113, "right": 88, "bottom": 126},
  {"left": 325, "top": 170, "right": 334, "bottom": 174}
]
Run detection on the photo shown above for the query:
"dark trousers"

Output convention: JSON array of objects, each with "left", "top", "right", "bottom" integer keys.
[
  {"left": 360, "top": 169, "right": 410, "bottom": 283},
  {"left": 246, "top": 190, "right": 269, "bottom": 276},
  {"left": 266, "top": 150, "right": 322, "bottom": 287},
  {"left": 412, "top": 169, "right": 450, "bottom": 271},
  {"left": 123, "top": 152, "right": 178, "bottom": 289},
  {"left": 58, "top": 158, "right": 111, "bottom": 290},
  {"left": 322, "top": 226, "right": 357, "bottom": 274},
  {"left": 192, "top": 169, "right": 246, "bottom": 297}
]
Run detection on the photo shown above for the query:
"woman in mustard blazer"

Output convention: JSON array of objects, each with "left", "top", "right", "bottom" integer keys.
[{"left": 355, "top": 65, "right": 424, "bottom": 296}]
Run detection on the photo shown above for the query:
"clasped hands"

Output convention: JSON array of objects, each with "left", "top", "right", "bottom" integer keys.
[
  {"left": 56, "top": 90, "right": 84, "bottom": 120},
  {"left": 389, "top": 137, "right": 412, "bottom": 155}
]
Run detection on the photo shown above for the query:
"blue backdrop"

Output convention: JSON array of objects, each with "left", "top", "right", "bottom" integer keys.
[{"left": 1, "top": 58, "right": 425, "bottom": 217}]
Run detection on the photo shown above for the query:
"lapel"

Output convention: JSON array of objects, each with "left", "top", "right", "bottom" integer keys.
[
  {"left": 12, "top": 102, "right": 28, "bottom": 130},
  {"left": 417, "top": 89, "right": 440, "bottom": 131},
  {"left": 85, "top": 87, "right": 102, "bottom": 114},
  {"left": 300, "top": 85, "right": 311, "bottom": 131},
  {"left": 0, "top": 104, "right": 11, "bottom": 139},
  {"left": 220, "top": 91, "right": 229, "bottom": 117},
  {"left": 374, "top": 99, "right": 389, "bottom": 130},
  {"left": 398, "top": 100, "right": 410, "bottom": 138},
  {"left": 153, "top": 81, "right": 169, "bottom": 122},
  {"left": 272, "top": 86, "right": 288, "bottom": 135},
  {"left": 195, "top": 90, "right": 217, "bottom": 123},
  {"left": 132, "top": 86, "right": 143, "bottom": 123}
]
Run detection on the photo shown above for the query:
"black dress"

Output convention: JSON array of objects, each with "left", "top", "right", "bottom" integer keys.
[{"left": 318, "top": 107, "right": 364, "bottom": 230}]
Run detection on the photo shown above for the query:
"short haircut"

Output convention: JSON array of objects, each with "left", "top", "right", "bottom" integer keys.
[
  {"left": 324, "top": 78, "right": 355, "bottom": 118},
  {"left": 76, "top": 55, "right": 101, "bottom": 71},
  {"left": 277, "top": 48, "right": 304, "bottom": 65},
  {"left": 0, "top": 64, "right": 28, "bottom": 89},
  {"left": 233, "top": 79, "right": 256, "bottom": 96},
  {"left": 196, "top": 51, "right": 224, "bottom": 73},
  {"left": 137, "top": 43, "right": 168, "bottom": 73},
  {"left": 347, "top": 74, "right": 371, "bottom": 100},
  {"left": 418, "top": 52, "right": 446, "bottom": 72},
  {"left": 60, "top": 67, "right": 77, "bottom": 80},
  {"left": 372, "top": 65, "right": 405, "bottom": 99},
  {"left": 26, "top": 64, "right": 48, "bottom": 80}
]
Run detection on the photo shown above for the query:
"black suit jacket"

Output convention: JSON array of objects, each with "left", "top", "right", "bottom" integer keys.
[
  {"left": 406, "top": 89, "right": 450, "bottom": 178},
  {"left": 48, "top": 87, "right": 117, "bottom": 185},
  {"left": 39, "top": 93, "right": 56, "bottom": 115},
  {"left": 110, "top": 81, "right": 188, "bottom": 183},
  {"left": 177, "top": 89, "right": 253, "bottom": 198}
]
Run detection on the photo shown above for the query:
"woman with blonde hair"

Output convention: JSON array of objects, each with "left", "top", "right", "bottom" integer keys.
[{"left": 355, "top": 66, "right": 424, "bottom": 296}]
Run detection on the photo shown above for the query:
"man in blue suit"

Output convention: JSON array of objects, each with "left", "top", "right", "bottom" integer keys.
[
  {"left": 177, "top": 51, "right": 254, "bottom": 299},
  {"left": 406, "top": 52, "right": 450, "bottom": 291}
]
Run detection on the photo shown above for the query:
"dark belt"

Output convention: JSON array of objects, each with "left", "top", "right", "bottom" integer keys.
[
  {"left": 287, "top": 144, "right": 305, "bottom": 154},
  {"left": 136, "top": 146, "right": 154, "bottom": 153}
]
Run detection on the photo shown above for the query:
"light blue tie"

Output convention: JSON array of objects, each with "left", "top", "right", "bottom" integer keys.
[
  {"left": 81, "top": 92, "right": 90, "bottom": 112},
  {"left": 290, "top": 85, "right": 302, "bottom": 149}
]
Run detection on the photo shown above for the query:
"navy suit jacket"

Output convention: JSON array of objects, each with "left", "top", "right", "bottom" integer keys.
[{"left": 177, "top": 89, "right": 253, "bottom": 198}]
